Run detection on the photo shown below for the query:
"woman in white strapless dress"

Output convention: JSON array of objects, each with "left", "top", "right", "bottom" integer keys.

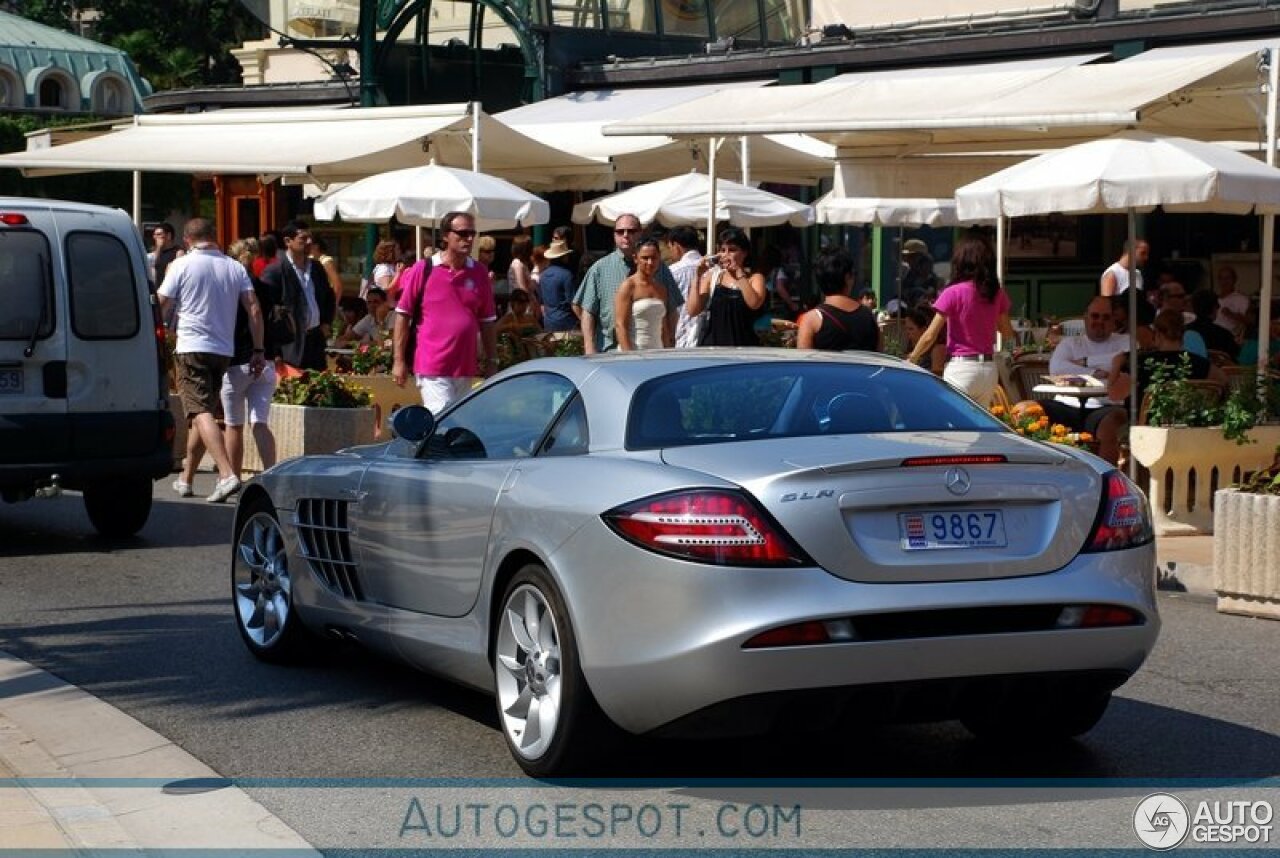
[{"left": 614, "top": 237, "right": 673, "bottom": 350}]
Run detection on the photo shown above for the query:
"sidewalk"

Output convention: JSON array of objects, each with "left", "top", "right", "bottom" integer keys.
[
  {"left": 0, "top": 648, "right": 319, "bottom": 854},
  {"left": 1154, "top": 533, "right": 1216, "bottom": 596}
]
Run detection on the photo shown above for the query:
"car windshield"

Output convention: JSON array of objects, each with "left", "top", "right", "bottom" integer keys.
[{"left": 626, "top": 361, "right": 1006, "bottom": 449}]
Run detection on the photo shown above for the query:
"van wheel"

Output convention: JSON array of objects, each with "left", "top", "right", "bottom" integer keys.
[{"left": 84, "top": 478, "right": 152, "bottom": 538}]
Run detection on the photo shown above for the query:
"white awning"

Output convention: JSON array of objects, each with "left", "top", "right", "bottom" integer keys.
[
  {"left": 604, "top": 40, "right": 1275, "bottom": 153},
  {"left": 0, "top": 103, "right": 613, "bottom": 190},
  {"left": 497, "top": 82, "right": 834, "bottom": 185}
]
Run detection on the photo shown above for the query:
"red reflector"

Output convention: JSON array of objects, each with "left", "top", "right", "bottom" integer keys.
[
  {"left": 0, "top": 213, "right": 29, "bottom": 226},
  {"left": 901, "top": 455, "right": 1007, "bottom": 467},
  {"left": 1080, "top": 606, "right": 1140, "bottom": 627},
  {"left": 743, "top": 621, "right": 831, "bottom": 649}
]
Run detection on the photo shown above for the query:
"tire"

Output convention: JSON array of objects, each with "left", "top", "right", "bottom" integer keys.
[
  {"left": 961, "top": 688, "right": 1112, "bottom": 743},
  {"left": 232, "top": 496, "right": 312, "bottom": 663},
  {"left": 84, "top": 478, "right": 152, "bottom": 538},
  {"left": 493, "top": 564, "right": 612, "bottom": 777}
]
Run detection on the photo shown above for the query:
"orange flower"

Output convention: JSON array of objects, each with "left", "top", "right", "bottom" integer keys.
[
  {"left": 1079, "top": 432, "right": 1094, "bottom": 442},
  {"left": 1051, "top": 423, "right": 1068, "bottom": 435},
  {"left": 990, "top": 405, "right": 1006, "bottom": 417}
]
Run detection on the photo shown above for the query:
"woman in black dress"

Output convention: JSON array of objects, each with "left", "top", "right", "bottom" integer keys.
[{"left": 687, "top": 227, "right": 768, "bottom": 347}]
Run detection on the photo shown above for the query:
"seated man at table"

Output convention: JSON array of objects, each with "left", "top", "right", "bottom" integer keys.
[{"left": 1042, "top": 295, "right": 1128, "bottom": 464}]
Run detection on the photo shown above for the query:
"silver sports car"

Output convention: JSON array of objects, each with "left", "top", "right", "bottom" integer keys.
[{"left": 231, "top": 350, "right": 1159, "bottom": 776}]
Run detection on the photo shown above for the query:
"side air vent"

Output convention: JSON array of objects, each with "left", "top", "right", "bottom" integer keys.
[{"left": 294, "top": 499, "right": 364, "bottom": 600}]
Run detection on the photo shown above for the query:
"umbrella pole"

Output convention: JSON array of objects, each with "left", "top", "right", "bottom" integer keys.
[
  {"left": 1127, "top": 209, "right": 1139, "bottom": 480},
  {"left": 707, "top": 137, "right": 718, "bottom": 256},
  {"left": 996, "top": 214, "right": 1006, "bottom": 344},
  {"left": 1258, "top": 42, "right": 1279, "bottom": 378},
  {"left": 415, "top": 225, "right": 423, "bottom": 259}
]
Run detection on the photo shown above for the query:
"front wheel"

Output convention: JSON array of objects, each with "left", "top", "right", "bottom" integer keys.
[
  {"left": 232, "top": 497, "right": 312, "bottom": 663},
  {"left": 493, "top": 564, "right": 611, "bottom": 777},
  {"left": 84, "top": 478, "right": 152, "bottom": 537}
]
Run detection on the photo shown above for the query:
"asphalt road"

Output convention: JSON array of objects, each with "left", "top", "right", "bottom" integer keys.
[{"left": 2, "top": 480, "right": 1278, "bottom": 850}]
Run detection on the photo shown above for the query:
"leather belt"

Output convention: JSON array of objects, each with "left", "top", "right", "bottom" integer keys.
[{"left": 950, "top": 353, "right": 995, "bottom": 362}]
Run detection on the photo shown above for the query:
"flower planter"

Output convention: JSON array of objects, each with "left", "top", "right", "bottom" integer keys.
[
  {"left": 243, "top": 403, "right": 375, "bottom": 470},
  {"left": 1214, "top": 489, "right": 1280, "bottom": 619},
  {"left": 1129, "top": 424, "right": 1280, "bottom": 536},
  {"left": 348, "top": 374, "right": 417, "bottom": 439}
]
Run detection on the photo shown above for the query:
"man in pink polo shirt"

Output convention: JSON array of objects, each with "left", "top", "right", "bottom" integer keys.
[{"left": 392, "top": 212, "right": 499, "bottom": 414}]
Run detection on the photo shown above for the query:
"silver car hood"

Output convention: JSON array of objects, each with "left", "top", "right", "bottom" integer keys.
[{"left": 661, "top": 433, "right": 1103, "bottom": 584}]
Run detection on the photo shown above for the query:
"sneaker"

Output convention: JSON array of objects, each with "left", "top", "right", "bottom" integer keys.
[
  {"left": 206, "top": 475, "right": 242, "bottom": 504},
  {"left": 172, "top": 479, "right": 193, "bottom": 498}
]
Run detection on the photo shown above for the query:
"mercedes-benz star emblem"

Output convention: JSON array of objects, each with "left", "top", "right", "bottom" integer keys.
[{"left": 944, "top": 467, "right": 971, "bottom": 496}]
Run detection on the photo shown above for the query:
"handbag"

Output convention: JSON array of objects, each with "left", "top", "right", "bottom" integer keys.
[
  {"left": 265, "top": 266, "right": 298, "bottom": 347},
  {"left": 400, "top": 257, "right": 433, "bottom": 366}
]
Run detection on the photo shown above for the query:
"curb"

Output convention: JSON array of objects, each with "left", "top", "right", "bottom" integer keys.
[{"left": 0, "top": 649, "right": 320, "bottom": 853}]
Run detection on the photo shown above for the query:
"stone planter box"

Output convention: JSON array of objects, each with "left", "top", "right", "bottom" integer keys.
[
  {"left": 1214, "top": 489, "right": 1280, "bottom": 619},
  {"left": 1129, "top": 424, "right": 1280, "bottom": 536},
  {"left": 243, "top": 403, "right": 375, "bottom": 470}
]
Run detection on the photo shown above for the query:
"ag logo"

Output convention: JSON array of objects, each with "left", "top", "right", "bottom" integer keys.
[{"left": 1134, "top": 793, "right": 1190, "bottom": 850}]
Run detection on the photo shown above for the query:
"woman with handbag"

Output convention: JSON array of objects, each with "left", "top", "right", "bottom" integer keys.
[{"left": 687, "top": 227, "right": 768, "bottom": 347}]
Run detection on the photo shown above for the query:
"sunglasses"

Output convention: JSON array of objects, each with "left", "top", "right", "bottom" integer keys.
[
  {"left": 614, "top": 227, "right": 640, "bottom": 235},
  {"left": 450, "top": 229, "right": 477, "bottom": 239}
]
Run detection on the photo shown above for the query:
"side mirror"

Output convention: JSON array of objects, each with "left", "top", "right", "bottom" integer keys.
[{"left": 390, "top": 405, "right": 436, "bottom": 443}]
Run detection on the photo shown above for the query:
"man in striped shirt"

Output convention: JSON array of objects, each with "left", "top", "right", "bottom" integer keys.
[{"left": 572, "top": 213, "right": 681, "bottom": 353}]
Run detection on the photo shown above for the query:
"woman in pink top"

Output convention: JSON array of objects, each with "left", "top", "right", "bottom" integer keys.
[{"left": 907, "top": 237, "right": 1015, "bottom": 406}]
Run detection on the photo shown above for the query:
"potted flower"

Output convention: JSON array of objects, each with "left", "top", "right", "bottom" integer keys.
[
  {"left": 991, "top": 401, "right": 1094, "bottom": 449},
  {"left": 1130, "top": 357, "right": 1280, "bottom": 535},
  {"left": 1214, "top": 445, "right": 1280, "bottom": 619},
  {"left": 266, "top": 370, "right": 376, "bottom": 462}
]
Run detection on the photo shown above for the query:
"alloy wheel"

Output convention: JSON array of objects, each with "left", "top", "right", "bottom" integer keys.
[
  {"left": 495, "top": 584, "right": 563, "bottom": 760},
  {"left": 233, "top": 511, "right": 292, "bottom": 649}
]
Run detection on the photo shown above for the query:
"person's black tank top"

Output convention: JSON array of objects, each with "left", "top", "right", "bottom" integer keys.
[{"left": 812, "top": 304, "right": 878, "bottom": 351}]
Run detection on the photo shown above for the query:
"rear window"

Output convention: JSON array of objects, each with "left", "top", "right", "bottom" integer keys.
[
  {"left": 67, "top": 231, "right": 140, "bottom": 339},
  {"left": 0, "top": 230, "right": 54, "bottom": 341},
  {"left": 626, "top": 362, "right": 1005, "bottom": 449}
]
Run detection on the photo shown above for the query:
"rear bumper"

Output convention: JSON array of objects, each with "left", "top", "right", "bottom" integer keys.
[
  {"left": 0, "top": 446, "right": 173, "bottom": 493},
  {"left": 552, "top": 523, "right": 1159, "bottom": 735}
]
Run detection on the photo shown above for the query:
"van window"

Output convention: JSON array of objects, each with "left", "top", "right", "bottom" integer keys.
[
  {"left": 0, "top": 230, "right": 54, "bottom": 340},
  {"left": 67, "top": 232, "right": 140, "bottom": 339}
]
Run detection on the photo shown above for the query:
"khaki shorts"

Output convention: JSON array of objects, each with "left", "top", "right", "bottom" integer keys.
[{"left": 176, "top": 352, "right": 231, "bottom": 422}]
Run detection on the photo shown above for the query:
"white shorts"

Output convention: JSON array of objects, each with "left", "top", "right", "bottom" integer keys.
[
  {"left": 415, "top": 375, "right": 473, "bottom": 415},
  {"left": 942, "top": 359, "right": 999, "bottom": 407},
  {"left": 220, "top": 361, "right": 277, "bottom": 426}
]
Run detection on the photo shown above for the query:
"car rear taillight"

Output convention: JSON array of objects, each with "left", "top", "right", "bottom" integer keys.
[
  {"left": 901, "top": 454, "right": 1007, "bottom": 467},
  {"left": 603, "top": 489, "right": 811, "bottom": 567},
  {"left": 0, "top": 213, "right": 29, "bottom": 226},
  {"left": 1082, "top": 470, "right": 1153, "bottom": 553}
]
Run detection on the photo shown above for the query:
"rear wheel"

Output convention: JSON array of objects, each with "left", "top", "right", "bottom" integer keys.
[
  {"left": 493, "top": 564, "right": 611, "bottom": 777},
  {"left": 232, "top": 496, "right": 312, "bottom": 663},
  {"left": 961, "top": 688, "right": 1112, "bottom": 742},
  {"left": 84, "top": 478, "right": 152, "bottom": 538}
]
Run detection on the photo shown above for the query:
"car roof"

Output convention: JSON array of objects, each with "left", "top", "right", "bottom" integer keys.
[{"left": 0, "top": 197, "right": 131, "bottom": 219}]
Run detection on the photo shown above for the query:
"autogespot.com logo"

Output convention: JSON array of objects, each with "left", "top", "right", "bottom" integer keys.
[{"left": 1134, "top": 793, "right": 1190, "bottom": 850}]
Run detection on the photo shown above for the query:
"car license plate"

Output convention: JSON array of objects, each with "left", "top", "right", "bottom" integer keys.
[
  {"left": 899, "top": 509, "right": 1007, "bottom": 550},
  {"left": 0, "top": 367, "right": 21, "bottom": 394}
]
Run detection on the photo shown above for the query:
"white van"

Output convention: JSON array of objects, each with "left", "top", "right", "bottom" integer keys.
[{"left": 0, "top": 198, "right": 173, "bottom": 537}]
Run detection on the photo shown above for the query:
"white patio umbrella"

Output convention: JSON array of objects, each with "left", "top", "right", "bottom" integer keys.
[
  {"left": 815, "top": 192, "right": 973, "bottom": 227},
  {"left": 571, "top": 171, "right": 814, "bottom": 228},
  {"left": 956, "top": 131, "right": 1280, "bottom": 469},
  {"left": 313, "top": 160, "right": 550, "bottom": 231}
]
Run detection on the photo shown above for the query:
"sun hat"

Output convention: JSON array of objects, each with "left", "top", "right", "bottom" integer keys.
[
  {"left": 902, "top": 238, "right": 928, "bottom": 256},
  {"left": 544, "top": 238, "right": 574, "bottom": 259}
]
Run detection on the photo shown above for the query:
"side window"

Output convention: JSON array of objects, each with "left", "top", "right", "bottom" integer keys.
[
  {"left": 67, "top": 232, "right": 140, "bottom": 340},
  {"left": 0, "top": 230, "right": 54, "bottom": 340},
  {"left": 430, "top": 373, "right": 578, "bottom": 460},
  {"left": 539, "top": 395, "right": 589, "bottom": 457}
]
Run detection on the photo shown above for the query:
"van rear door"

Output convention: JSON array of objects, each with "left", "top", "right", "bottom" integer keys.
[
  {"left": 0, "top": 211, "right": 68, "bottom": 465},
  {"left": 63, "top": 223, "right": 164, "bottom": 461}
]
